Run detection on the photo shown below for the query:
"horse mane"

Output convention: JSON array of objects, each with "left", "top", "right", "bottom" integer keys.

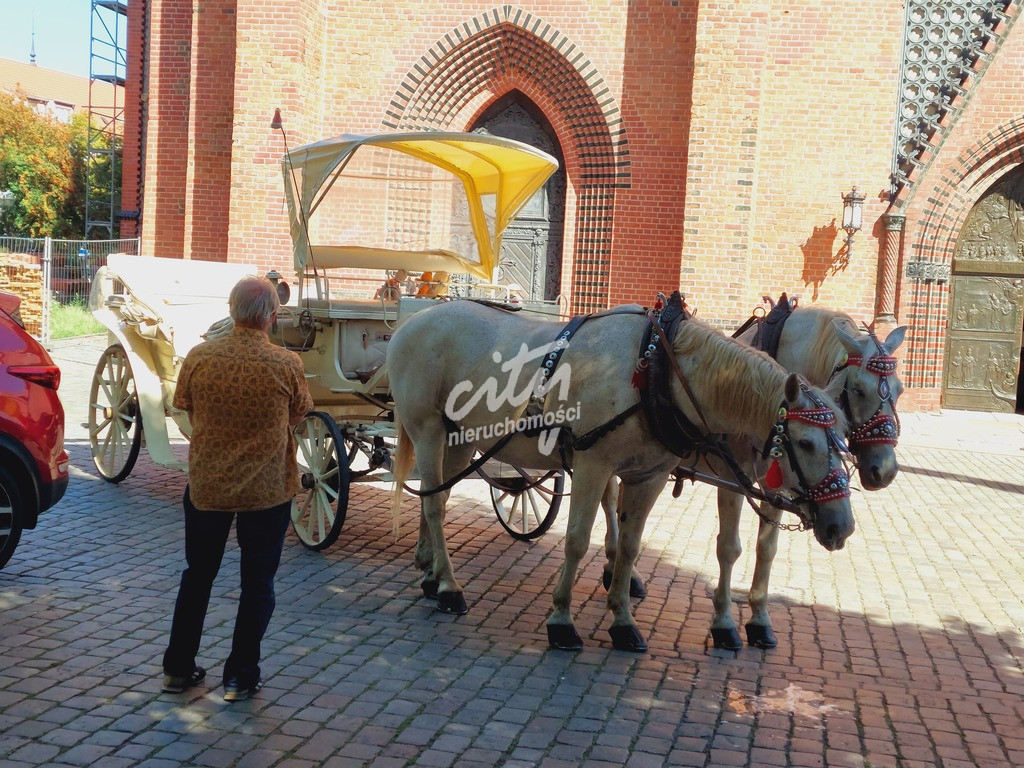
[
  {"left": 793, "top": 306, "right": 858, "bottom": 384},
  {"left": 671, "top": 315, "right": 790, "bottom": 436}
]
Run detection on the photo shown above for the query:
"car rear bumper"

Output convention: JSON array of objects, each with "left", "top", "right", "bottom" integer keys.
[{"left": 37, "top": 474, "right": 69, "bottom": 519}]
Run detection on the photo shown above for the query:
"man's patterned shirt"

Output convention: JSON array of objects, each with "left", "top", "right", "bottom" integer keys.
[{"left": 173, "top": 326, "right": 313, "bottom": 511}]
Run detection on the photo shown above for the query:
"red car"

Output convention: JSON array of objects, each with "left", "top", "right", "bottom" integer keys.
[{"left": 0, "top": 290, "right": 68, "bottom": 569}]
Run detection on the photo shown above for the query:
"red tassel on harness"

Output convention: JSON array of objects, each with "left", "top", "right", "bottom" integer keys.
[
  {"left": 765, "top": 458, "right": 783, "bottom": 490},
  {"left": 631, "top": 359, "right": 648, "bottom": 389}
]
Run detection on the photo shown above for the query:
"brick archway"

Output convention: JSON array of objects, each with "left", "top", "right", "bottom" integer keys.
[
  {"left": 903, "top": 117, "right": 1024, "bottom": 388},
  {"left": 381, "top": 7, "right": 629, "bottom": 312}
]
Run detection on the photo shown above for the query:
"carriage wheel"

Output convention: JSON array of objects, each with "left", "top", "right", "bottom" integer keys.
[
  {"left": 88, "top": 344, "right": 143, "bottom": 483},
  {"left": 292, "top": 412, "right": 350, "bottom": 550},
  {"left": 489, "top": 469, "right": 565, "bottom": 541}
]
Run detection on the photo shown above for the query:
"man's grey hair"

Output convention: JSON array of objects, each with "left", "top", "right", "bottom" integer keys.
[{"left": 229, "top": 277, "right": 280, "bottom": 329}]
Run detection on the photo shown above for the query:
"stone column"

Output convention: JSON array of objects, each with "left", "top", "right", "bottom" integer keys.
[{"left": 876, "top": 212, "right": 906, "bottom": 323}]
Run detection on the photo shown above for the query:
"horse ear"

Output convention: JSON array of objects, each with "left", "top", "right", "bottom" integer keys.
[
  {"left": 830, "top": 317, "right": 863, "bottom": 356},
  {"left": 784, "top": 372, "right": 801, "bottom": 403},
  {"left": 883, "top": 325, "right": 908, "bottom": 354},
  {"left": 824, "top": 370, "right": 846, "bottom": 402}
]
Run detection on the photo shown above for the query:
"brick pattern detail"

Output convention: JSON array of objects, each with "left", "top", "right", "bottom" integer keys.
[{"left": 381, "top": 11, "right": 628, "bottom": 314}]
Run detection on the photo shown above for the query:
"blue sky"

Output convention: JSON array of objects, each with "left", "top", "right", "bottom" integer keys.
[{"left": 3, "top": 0, "right": 95, "bottom": 78}]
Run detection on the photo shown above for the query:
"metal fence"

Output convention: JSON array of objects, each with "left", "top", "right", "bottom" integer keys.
[{"left": 0, "top": 236, "right": 141, "bottom": 341}]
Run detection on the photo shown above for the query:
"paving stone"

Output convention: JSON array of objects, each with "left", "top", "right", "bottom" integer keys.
[{"left": 0, "top": 335, "right": 1021, "bottom": 766}]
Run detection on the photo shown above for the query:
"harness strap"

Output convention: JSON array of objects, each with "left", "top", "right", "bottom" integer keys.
[
  {"left": 401, "top": 430, "right": 518, "bottom": 498},
  {"left": 411, "top": 309, "right": 648, "bottom": 495},
  {"left": 573, "top": 402, "right": 643, "bottom": 451}
]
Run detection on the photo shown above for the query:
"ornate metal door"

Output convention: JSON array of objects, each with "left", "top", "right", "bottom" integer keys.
[
  {"left": 943, "top": 167, "right": 1024, "bottom": 412},
  {"left": 472, "top": 98, "right": 565, "bottom": 301}
]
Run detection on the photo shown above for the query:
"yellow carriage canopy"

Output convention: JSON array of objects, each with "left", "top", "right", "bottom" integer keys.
[{"left": 282, "top": 132, "right": 559, "bottom": 281}]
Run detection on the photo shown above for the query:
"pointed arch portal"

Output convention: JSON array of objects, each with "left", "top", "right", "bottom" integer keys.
[{"left": 382, "top": 7, "right": 630, "bottom": 312}]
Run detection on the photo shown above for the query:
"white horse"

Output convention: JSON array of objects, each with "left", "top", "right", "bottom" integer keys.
[
  {"left": 387, "top": 298, "right": 855, "bottom": 652},
  {"left": 712, "top": 304, "right": 905, "bottom": 649},
  {"left": 599, "top": 302, "right": 906, "bottom": 650}
]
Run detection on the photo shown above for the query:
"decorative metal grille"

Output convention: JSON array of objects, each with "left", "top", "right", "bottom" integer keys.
[{"left": 892, "top": 0, "right": 1016, "bottom": 197}]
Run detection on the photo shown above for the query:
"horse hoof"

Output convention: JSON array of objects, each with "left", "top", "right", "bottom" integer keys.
[
  {"left": 711, "top": 627, "right": 743, "bottom": 651},
  {"left": 421, "top": 579, "right": 438, "bottom": 599},
  {"left": 629, "top": 576, "right": 647, "bottom": 599},
  {"left": 608, "top": 625, "right": 648, "bottom": 652},
  {"left": 437, "top": 591, "right": 468, "bottom": 615},
  {"left": 547, "top": 624, "right": 583, "bottom": 651},
  {"left": 601, "top": 571, "right": 648, "bottom": 599},
  {"left": 745, "top": 623, "right": 778, "bottom": 649}
]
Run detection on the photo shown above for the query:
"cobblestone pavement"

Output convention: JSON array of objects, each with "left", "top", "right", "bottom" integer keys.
[{"left": 1, "top": 334, "right": 1023, "bottom": 767}]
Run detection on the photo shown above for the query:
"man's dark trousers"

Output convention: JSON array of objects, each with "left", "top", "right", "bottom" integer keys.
[{"left": 163, "top": 486, "right": 291, "bottom": 686}]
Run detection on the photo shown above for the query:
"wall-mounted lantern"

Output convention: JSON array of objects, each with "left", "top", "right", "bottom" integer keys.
[{"left": 841, "top": 185, "right": 866, "bottom": 256}]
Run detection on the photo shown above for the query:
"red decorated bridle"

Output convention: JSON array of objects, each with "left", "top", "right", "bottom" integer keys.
[
  {"left": 761, "top": 386, "right": 851, "bottom": 529},
  {"left": 836, "top": 348, "right": 900, "bottom": 451}
]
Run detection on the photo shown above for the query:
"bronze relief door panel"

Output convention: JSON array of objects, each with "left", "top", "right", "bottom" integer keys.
[
  {"left": 944, "top": 166, "right": 1024, "bottom": 412},
  {"left": 943, "top": 275, "right": 1024, "bottom": 412}
]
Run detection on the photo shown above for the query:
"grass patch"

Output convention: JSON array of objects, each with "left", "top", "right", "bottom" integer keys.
[{"left": 51, "top": 300, "right": 106, "bottom": 339}]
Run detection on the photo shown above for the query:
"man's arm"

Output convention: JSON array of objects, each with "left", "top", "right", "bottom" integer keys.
[{"left": 288, "top": 359, "right": 314, "bottom": 428}]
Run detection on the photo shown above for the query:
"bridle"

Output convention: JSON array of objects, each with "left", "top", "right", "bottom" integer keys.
[
  {"left": 759, "top": 384, "right": 851, "bottom": 530},
  {"left": 832, "top": 331, "right": 900, "bottom": 452}
]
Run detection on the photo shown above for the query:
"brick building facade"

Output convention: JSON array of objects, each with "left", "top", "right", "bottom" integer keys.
[{"left": 120, "top": 1, "right": 1024, "bottom": 411}]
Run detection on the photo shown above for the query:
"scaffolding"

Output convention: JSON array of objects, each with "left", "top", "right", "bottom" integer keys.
[{"left": 87, "top": 0, "right": 128, "bottom": 239}]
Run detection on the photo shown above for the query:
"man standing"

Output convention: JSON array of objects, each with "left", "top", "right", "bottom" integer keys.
[{"left": 162, "top": 276, "right": 313, "bottom": 702}]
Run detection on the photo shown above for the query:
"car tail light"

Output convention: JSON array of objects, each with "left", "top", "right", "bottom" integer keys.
[{"left": 8, "top": 365, "right": 61, "bottom": 390}]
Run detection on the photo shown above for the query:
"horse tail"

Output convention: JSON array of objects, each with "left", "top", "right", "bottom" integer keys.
[{"left": 390, "top": 408, "right": 415, "bottom": 539}]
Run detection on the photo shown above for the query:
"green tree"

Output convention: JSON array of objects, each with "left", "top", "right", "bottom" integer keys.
[{"left": 0, "top": 89, "right": 86, "bottom": 237}]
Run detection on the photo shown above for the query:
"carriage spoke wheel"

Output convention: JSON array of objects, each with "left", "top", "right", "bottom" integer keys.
[
  {"left": 292, "top": 412, "right": 350, "bottom": 550},
  {"left": 88, "top": 344, "right": 143, "bottom": 483},
  {"left": 489, "top": 469, "right": 565, "bottom": 541}
]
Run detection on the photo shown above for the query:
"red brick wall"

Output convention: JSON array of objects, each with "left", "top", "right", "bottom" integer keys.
[
  {"left": 683, "top": 2, "right": 903, "bottom": 328},
  {"left": 123, "top": 1, "right": 1024, "bottom": 408},
  {"left": 139, "top": 0, "right": 192, "bottom": 261},
  {"left": 182, "top": 0, "right": 237, "bottom": 262}
]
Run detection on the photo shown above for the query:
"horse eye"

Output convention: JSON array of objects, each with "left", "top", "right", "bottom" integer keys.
[
  {"left": 851, "top": 387, "right": 866, "bottom": 398},
  {"left": 797, "top": 438, "right": 815, "bottom": 451}
]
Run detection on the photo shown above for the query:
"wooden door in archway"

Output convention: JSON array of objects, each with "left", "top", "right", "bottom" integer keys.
[
  {"left": 943, "top": 166, "right": 1024, "bottom": 412},
  {"left": 472, "top": 95, "right": 566, "bottom": 301}
]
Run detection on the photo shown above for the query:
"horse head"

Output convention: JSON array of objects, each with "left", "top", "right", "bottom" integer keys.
[
  {"left": 766, "top": 374, "right": 854, "bottom": 551},
  {"left": 826, "top": 320, "right": 906, "bottom": 490}
]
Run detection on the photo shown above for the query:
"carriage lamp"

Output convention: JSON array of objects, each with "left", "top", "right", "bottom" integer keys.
[
  {"left": 265, "top": 269, "right": 290, "bottom": 305},
  {"left": 841, "top": 186, "right": 866, "bottom": 256}
]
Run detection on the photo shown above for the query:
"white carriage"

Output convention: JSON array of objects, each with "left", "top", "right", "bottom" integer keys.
[{"left": 88, "top": 132, "right": 568, "bottom": 549}]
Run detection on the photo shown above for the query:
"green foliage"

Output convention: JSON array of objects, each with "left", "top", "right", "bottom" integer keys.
[
  {"left": 49, "top": 299, "right": 105, "bottom": 339},
  {"left": 0, "top": 89, "right": 88, "bottom": 237}
]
